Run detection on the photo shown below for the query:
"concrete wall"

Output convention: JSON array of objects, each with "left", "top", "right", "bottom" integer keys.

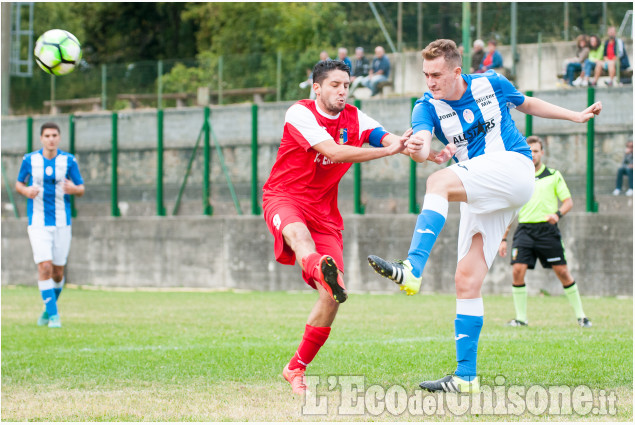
[
  {"left": 1, "top": 212, "right": 631, "bottom": 296},
  {"left": 2, "top": 88, "right": 633, "bottom": 218}
]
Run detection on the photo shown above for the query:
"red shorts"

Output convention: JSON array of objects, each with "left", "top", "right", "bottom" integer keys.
[{"left": 263, "top": 196, "right": 344, "bottom": 289}]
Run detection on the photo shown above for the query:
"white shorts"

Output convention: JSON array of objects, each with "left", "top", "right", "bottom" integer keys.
[
  {"left": 448, "top": 151, "right": 534, "bottom": 268},
  {"left": 27, "top": 225, "right": 72, "bottom": 266}
]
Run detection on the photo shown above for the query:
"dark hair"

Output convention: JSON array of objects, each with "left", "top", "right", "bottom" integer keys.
[
  {"left": 589, "top": 35, "right": 601, "bottom": 48},
  {"left": 526, "top": 135, "right": 543, "bottom": 149},
  {"left": 40, "top": 122, "right": 60, "bottom": 135},
  {"left": 421, "top": 39, "right": 462, "bottom": 69},
  {"left": 311, "top": 60, "right": 350, "bottom": 85}
]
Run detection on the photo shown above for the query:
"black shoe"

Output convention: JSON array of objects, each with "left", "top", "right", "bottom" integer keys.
[
  {"left": 578, "top": 317, "right": 592, "bottom": 328},
  {"left": 507, "top": 319, "right": 528, "bottom": 327},
  {"left": 419, "top": 374, "right": 480, "bottom": 393}
]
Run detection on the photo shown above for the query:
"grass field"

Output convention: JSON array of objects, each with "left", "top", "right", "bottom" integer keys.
[{"left": 1, "top": 286, "right": 632, "bottom": 421}]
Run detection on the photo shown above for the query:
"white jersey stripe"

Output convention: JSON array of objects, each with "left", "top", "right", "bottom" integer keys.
[
  {"left": 286, "top": 103, "right": 333, "bottom": 147},
  {"left": 55, "top": 155, "right": 68, "bottom": 226},
  {"left": 30, "top": 154, "right": 45, "bottom": 227},
  {"left": 429, "top": 99, "right": 469, "bottom": 162},
  {"left": 471, "top": 77, "right": 505, "bottom": 154}
]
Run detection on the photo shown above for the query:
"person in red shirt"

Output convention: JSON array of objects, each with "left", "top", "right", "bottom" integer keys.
[
  {"left": 263, "top": 59, "right": 411, "bottom": 395},
  {"left": 593, "top": 26, "right": 630, "bottom": 86}
]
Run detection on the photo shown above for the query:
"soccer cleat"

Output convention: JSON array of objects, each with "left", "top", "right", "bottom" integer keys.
[
  {"left": 578, "top": 317, "right": 592, "bottom": 328},
  {"left": 507, "top": 319, "right": 528, "bottom": 327},
  {"left": 37, "top": 311, "right": 49, "bottom": 326},
  {"left": 316, "top": 255, "right": 347, "bottom": 303},
  {"left": 419, "top": 375, "right": 480, "bottom": 393},
  {"left": 283, "top": 363, "right": 307, "bottom": 395},
  {"left": 367, "top": 255, "right": 421, "bottom": 295},
  {"left": 48, "top": 314, "right": 61, "bottom": 328}
]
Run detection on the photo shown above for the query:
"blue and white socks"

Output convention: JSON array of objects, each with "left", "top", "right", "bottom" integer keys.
[
  {"left": 454, "top": 298, "right": 483, "bottom": 381},
  {"left": 53, "top": 276, "right": 65, "bottom": 300},
  {"left": 407, "top": 194, "right": 448, "bottom": 278},
  {"left": 38, "top": 278, "right": 58, "bottom": 317}
]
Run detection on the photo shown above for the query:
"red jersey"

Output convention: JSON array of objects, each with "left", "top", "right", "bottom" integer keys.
[{"left": 263, "top": 99, "right": 387, "bottom": 231}]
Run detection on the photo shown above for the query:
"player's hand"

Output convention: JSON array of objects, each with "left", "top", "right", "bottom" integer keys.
[
  {"left": 576, "top": 101, "right": 602, "bottom": 123},
  {"left": 399, "top": 128, "right": 413, "bottom": 142},
  {"left": 63, "top": 178, "right": 79, "bottom": 195},
  {"left": 405, "top": 133, "right": 424, "bottom": 154},
  {"left": 498, "top": 240, "right": 507, "bottom": 257},
  {"left": 430, "top": 143, "right": 457, "bottom": 164},
  {"left": 545, "top": 213, "right": 559, "bottom": 225},
  {"left": 24, "top": 185, "right": 41, "bottom": 199}
]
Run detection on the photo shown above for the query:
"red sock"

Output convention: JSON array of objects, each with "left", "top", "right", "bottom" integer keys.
[
  {"left": 301, "top": 252, "right": 322, "bottom": 282},
  {"left": 288, "top": 324, "right": 331, "bottom": 370}
]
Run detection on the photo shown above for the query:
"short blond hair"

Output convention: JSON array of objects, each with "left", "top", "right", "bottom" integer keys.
[{"left": 421, "top": 39, "right": 462, "bottom": 68}]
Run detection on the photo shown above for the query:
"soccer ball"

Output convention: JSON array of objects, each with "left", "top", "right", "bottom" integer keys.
[{"left": 34, "top": 29, "right": 82, "bottom": 76}]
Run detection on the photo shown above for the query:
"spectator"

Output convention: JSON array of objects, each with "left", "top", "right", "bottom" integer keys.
[
  {"left": 337, "top": 47, "right": 352, "bottom": 70},
  {"left": 349, "top": 47, "right": 370, "bottom": 96},
  {"left": 562, "top": 34, "right": 589, "bottom": 86},
  {"left": 300, "top": 51, "right": 331, "bottom": 99},
  {"left": 470, "top": 39, "right": 485, "bottom": 73},
  {"left": 593, "top": 26, "right": 630, "bottom": 87},
  {"left": 613, "top": 140, "right": 633, "bottom": 196},
  {"left": 577, "top": 34, "right": 603, "bottom": 87},
  {"left": 363, "top": 45, "right": 391, "bottom": 96},
  {"left": 477, "top": 39, "right": 503, "bottom": 73}
]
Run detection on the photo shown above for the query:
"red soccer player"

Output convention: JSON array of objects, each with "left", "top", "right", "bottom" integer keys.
[{"left": 262, "top": 59, "right": 411, "bottom": 395}]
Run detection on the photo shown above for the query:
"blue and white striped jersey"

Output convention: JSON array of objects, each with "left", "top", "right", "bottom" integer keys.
[
  {"left": 412, "top": 70, "right": 531, "bottom": 162},
  {"left": 17, "top": 149, "right": 84, "bottom": 227}
]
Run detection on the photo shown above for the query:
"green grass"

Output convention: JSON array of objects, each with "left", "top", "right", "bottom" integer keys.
[{"left": 1, "top": 286, "right": 632, "bottom": 421}]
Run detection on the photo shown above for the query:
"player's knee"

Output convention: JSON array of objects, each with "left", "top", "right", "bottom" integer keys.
[
  {"left": 38, "top": 261, "right": 53, "bottom": 278},
  {"left": 52, "top": 266, "right": 64, "bottom": 281},
  {"left": 454, "top": 269, "right": 482, "bottom": 297}
]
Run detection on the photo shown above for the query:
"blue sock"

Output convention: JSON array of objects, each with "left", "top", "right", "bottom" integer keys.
[
  {"left": 454, "top": 298, "right": 484, "bottom": 380},
  {"left": 406, "top": 194, "right": 448, "bottom": 278},
  {"left": 54, "top": 277, "right": 65, "bottom": 300},
  {"left": 38, "top": 279, "right": 58, "bottom": 317}
]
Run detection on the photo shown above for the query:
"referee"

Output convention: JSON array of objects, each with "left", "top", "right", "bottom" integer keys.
[{"left": 499, "top": 136, "right": 591, "bottom": 328}]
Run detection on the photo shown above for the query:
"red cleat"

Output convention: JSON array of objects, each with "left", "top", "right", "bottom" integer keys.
[
  {"left": 316, "top": 255, "right": 347, "bottom": 303},
  {"left": 283, "top": 363, "right": 307, "bottom": 395}
]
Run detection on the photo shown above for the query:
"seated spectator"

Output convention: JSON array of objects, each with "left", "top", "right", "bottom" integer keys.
[
  {"left": 593, "top": 26, "right": 630, "bottom": 87},
  {"left": 299, "top": 51, "right": 331, "bottom": 99},
  {"left": 578, "top": 34, "right": 603, "bottom": 87},
  {"left": 363, "top": 45, "right": 391, "bottom": 96},
  {"left": 613, "top": 140, "right": 633, "bottom": 196},
  {"left": 349, "top": 47, "right": 370, "bottom": 96},
  {"left": 477, "top": 39, "right": 503, "bottom": 73},
  {"left": 470, "top": 39, "right": 485, "bottom": 73},
  {"left": 562, "top": 34, "right": 589, "bottom": 86},
  {"left": 337, "top": 47, "right": 352, "bottom": 71}
]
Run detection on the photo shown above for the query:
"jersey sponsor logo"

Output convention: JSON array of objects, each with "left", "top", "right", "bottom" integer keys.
[
  {"left": 452, "top": 118, "right": 496, "bottom": 144},
  {"left": 462, "top": 109, "right": 475, "bottom": 123},
  {"left": 338, "top": 128, "right": 348, "bottom": 144},
  {"left": 438, "top": 111, "right": 457, "bottom": 120},
  {"left": 314, "top": 152, "right": 334, "bottom": 166},
  {"left": 474, "top": 92, "right": 496, "bottom": 107}
]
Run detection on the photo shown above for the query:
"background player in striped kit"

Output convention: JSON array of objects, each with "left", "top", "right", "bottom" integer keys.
[
  {"left": 16, "top": 122, "right": 85, "bottom": 328},
  {"left": 368, "top": 39, "right": 601, "bottom": 393},
  {"left": 499, "top": 136, "right": 591, "bottom": 328}
]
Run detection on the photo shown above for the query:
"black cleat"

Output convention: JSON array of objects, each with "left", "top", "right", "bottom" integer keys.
[
  {"left": 419, "top": 374, "right": 480, "bottom": 393},
  {"left": 577, "top": 317, "right": 592, "bottom": 328},
  {"left": 507, "top": 319, "right": 528, "bottom": 327},
  {"left": 317, "top": 255, "right": 347, "bottom": 303}
]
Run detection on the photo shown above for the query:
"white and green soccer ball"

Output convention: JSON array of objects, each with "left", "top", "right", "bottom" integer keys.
[{"left": 34, "top": 29, "right": 82, "bottom": 76}]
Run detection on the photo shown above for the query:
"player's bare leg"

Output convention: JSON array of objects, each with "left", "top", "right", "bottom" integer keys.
[
  {"left": 552, "top": 264, "right": 590, "bottom": 327},
  {"left": 420, "top": 233, "right": 485, "bottom": 393},
  {"left": 283, "top": 222, "right": 347, "bottom": 303}
]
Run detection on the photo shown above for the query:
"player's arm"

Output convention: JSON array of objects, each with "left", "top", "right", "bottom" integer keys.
[
  {"left": 516, "top": 96, "right": 602, "bottom": 123},
  {"left": 15, "top": 181, "right": 39, "bottom": 199},
  {"left": 498, "top": 222, "right": 514, "bottom": 257},
  {"left": 545, "top": 197, "right": 572, "bottom": 225},
  {"left": 406, "top": 130, "right": 457, "bottom": 164},
  {"left": 312, "top": 130, "right": 408, "bottom": 164},
  {"left": 64, "top": 179, "right": 85, "bottom": 197}
]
